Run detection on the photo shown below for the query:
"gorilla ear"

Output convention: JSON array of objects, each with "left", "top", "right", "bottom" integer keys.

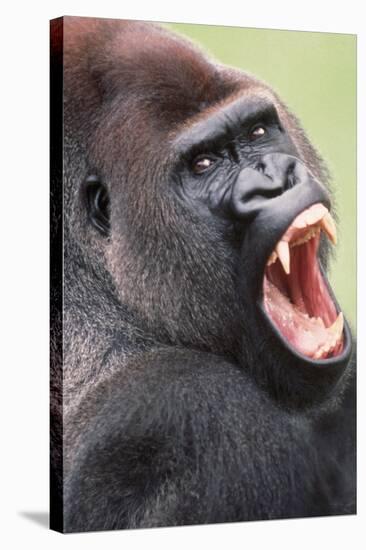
[{"left": 85, "top": 176, "right": 110, "bottom": 236}]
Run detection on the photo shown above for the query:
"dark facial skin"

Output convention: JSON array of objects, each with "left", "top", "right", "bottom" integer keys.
[
  {"left": 170, "top": 95, "right": 351, "bottom": 404},
  {"left": 174, "top": 96, "right": 298, "bottom": 217},
  {"left": 51, "top": 17, "right": 356, "bottom": 533}
]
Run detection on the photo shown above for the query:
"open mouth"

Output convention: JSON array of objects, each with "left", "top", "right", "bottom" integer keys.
[{"left": 263, "top": 203, "right": 344, "bottom": 361}]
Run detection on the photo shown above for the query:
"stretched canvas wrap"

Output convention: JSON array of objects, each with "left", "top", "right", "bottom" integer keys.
[{"left": 50, "top": 16, "right": 356, "bottom": 533}]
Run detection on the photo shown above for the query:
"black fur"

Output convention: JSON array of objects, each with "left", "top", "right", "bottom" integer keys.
[{"left": 50, "top": 17, "right": 356, "bottom": 533}]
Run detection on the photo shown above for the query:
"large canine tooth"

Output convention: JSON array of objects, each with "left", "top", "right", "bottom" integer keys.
[
  {"left": 306, "top": 203, "right": 328, "bottom": 225},
  {"left": 328, "top": 312, "right": 344, "bottom": 338},
  {"left": 276, "top": 240, "right": 290, "bottom": 274},
  {"left": 320, "top": 212, "right": 337, "bottom": 245},
  {"left": 293, "top": 204, "right": 326, "bottom": 229},
  {"left": 293, "top": 212, "right": 307, "bottom": 229}
]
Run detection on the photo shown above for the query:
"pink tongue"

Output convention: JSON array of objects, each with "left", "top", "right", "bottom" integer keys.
[{"left": 263, "top": 278, "right": 336, "bottom": 358}]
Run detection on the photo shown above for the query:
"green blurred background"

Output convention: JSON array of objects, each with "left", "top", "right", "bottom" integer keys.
[{"left": 165, "top": 23, "right": 356, "bottom": 329}]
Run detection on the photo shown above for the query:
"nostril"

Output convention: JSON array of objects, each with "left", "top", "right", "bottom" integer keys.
[
  {"left": 255, "top": 161, "right": 273, "bottom": 181},
  {"left": 286, "top": 160, "right": 296, "bottom": 175},
  {"left": 257, "top": 155, "right": 302, "bottom": 191},
  {"left": 285, "top": 160, "right": 297, "bottom": 189},
  {"left": 256, "top": 161, "right": 266, "bottom": 173}
]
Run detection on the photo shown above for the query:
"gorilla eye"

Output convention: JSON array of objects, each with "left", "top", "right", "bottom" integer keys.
[
  {"left": 192, "top": 157, "right": 215, "bottom": 175},
  {"left": 249, "top": 125, "right": 267, "bottom": 141}
]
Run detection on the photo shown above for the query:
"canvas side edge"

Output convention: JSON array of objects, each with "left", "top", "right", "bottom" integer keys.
[{"left": 50, "top": 16, "right": 64, "bottom": 534}]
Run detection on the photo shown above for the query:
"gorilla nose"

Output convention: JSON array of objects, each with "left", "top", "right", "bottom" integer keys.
[{"left": 230, "top": 154, "right": 309, "bottom": 221}]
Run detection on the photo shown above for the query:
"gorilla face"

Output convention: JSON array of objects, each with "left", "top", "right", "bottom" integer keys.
[
  {"left": 173, "top": 94, "right": 351, "bottom": 367},
  {"left": 79, "top": 21, "right": 352, "bottom": 406}
]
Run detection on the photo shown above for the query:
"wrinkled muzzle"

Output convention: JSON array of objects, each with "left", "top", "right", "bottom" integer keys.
[{"left": 230, "top": 153, "right": 352, "bottom": 370}]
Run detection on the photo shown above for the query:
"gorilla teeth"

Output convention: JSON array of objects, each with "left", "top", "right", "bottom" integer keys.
[
  {"left": 291, "top": 226, "right": 320, "bottom": 247},
  {"left": 313, "top": 313, "right": 344, "bottom": 359},
  {"left": 266, "top": 204, "right": 337, "bottom": 271},
  {"left": 288, "top": 203, "right": 337, "bottom": 244},
  {"left": 275, "top": 241, "right": 290, "bottom": 274},
  {"left": 264, "top": 204, "right": 342, "bottom": 360},
  {"left": 267, "top": 228, "right": 318, "bottom": 271},
  {"left": 291, "top": 203, "right": 327, "bottom": 229},
  {"left": 320, "top": 212, "right": 337, "bottom": 245},
  {"left": 328, "top": 311, "right": 344, "bottom": 336}
]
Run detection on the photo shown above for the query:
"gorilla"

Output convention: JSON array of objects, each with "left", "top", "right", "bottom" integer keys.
[{"left": 50, "top": 16, "right": 356, "bottom": 532}]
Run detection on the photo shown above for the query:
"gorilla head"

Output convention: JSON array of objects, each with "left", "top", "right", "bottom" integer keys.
[
  {"left": 52, "top": 17, "right": 355, "bottom": 532},
  {"left": 63, "top": 18, "right": 351, "bottom": 407}
]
